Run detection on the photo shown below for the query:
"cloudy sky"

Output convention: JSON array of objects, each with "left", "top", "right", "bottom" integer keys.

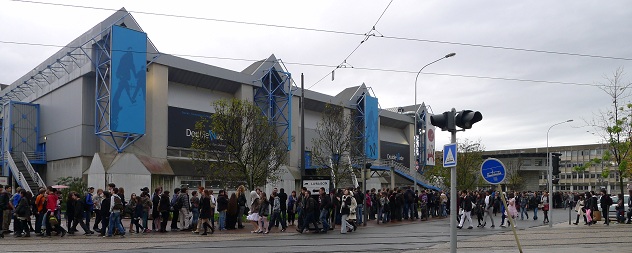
[{"left": 1, "top": 0, "right": 630, "bottom": 151}]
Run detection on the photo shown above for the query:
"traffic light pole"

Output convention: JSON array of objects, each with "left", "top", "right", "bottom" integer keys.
[
  {"left": 449, "top": 108, "right": 457, "bottom": 253},
  {"left": 546, "top": 119, "right": 572, "bottom": 228}
]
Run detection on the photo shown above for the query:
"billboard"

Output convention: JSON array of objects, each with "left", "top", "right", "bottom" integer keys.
[
  {"left": 110, "top": 25, "right": 147, "bottom": 134},
  {"left": 364, "top": 95, "right": 379, "bottom": 160},
  {"left": 380, "top": 141, "right": 410, "bottom": 168},
  {"left": 168, "top": 106, "right": 217, "bottom": 148},
  {"left": 425, "top": 118, "right": 436, "bottom": 166}
]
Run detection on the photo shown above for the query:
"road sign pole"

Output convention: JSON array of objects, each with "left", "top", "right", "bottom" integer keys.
[{"left": 449, "top": 110, "right": 457, "bottom": 253}]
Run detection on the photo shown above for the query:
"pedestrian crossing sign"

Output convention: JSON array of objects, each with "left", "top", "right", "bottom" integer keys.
[{"left": 443, "top": 143, "right": 457, "bottom": 167}]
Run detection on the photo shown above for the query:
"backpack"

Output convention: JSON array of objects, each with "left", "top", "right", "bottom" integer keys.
[{"left": 113, "top": 195, "right": 124, "bottom": 211}]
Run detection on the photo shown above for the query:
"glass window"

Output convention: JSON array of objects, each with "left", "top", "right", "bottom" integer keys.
[
  {"left": 522, "top": 160, "right": 532, "bottom": 166},
  {"left": 572, "top": 150, "right": 578, "bottom": 159},
  {"left": 590, "top": 149, "right": 597, "bottom": 156},
  {"left": 535, "top": 159, "right": 543, "bottom": 166}
]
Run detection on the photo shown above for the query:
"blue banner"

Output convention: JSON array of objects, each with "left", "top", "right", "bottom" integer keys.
[
  {"left": 304, "top": 151, "right": 312, "bottom": 169},
  {"left": 364, "top": 95, "right": 378, "bottom": 159},
  {"left": 110, "top": 25, "right": 147, "bottom": 134}
]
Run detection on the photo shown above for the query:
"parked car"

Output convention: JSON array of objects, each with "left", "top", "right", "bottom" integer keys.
[{"left": 609, "top": 194, "right": 629, "bottom": 220}]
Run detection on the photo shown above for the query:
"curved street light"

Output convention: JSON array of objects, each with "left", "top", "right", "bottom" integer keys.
[
  {"left": 413, "top": 52, "right": 456, "bottom": 252},
  {"left": 546, "top": 119, "right": 573, "bottom": 228}
]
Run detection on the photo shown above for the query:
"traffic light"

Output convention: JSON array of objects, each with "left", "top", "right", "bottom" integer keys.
[
  {"left": 552, "top": 153, "right": 561, "bottom": 176},
  {"left": 552, "top": 178, "right": 560, "bottom": 184},
  {"left": 430, "top": 111, "right": 455, "bottom": 132},
  {"left": 455, "top": 110, "right": 483, "bottom": 129}
]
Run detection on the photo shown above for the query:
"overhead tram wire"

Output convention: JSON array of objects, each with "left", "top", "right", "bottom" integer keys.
[
  {"left": 0, "top": 40, "right": 602, "bottom": 88},
  {"left": 307, "top": 0, "right": 394, "bottom": 90},
  {"left": 12, "top": 0, "right": 632, "bottom": 62},
  {"left": 0, "top": 40, "right": 603, "bottom": 88}
]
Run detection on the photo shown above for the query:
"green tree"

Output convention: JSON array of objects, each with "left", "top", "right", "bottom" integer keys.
[
  {"left": 311, "top": 103, "right": 354, "bottom": 188},
  {"left": 589, "top": 67, "right": 632, "bottom": 196},
  {"left": 191, "top": 98, "right": 287, "bottom": 191},
  {"left": 425, "top": 138, "right": 485, "bottom": 191},
  {"left": 54, "top": 176, "right": 87, "bottom": 211}
]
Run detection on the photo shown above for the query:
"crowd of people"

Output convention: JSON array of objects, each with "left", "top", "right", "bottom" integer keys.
[{"left": 2, "top": 182, "right": 631, "bottom": 239}]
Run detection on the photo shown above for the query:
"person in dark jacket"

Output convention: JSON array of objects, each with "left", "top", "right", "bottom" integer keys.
[
  {"left": 258, "top": 192, "right": 270, "bottom": 234},
  {"left": 131, "top": 196, "right": 145, "bottom": 233},
  {"left": 217, "top": 190, "right": 229, "bottom": 231},
  {"left": 299, "top": 191, "right": 320, "bottom": 233},
  {"left": 600, "top": 189, "right": 613, "bottom": 225},
  {"left": 319, "top": 187, "right": 331, "bottom": 233},
  {"left": 226, "top": 193, "right": 238, "bottom": 230},
  {"left": 152, "top": 187, "right": 161, "bottom": 231},
  {"left": 198, "top": 189, "right": 214, "bottom": 235},
  {"left": 14, "top": 190, "right": 31, "bottom": 237},
  {"left": 278, "top": 188, "right": 288, "bottom": 228},
  {"left": 159, "top": 191, "right": 170, "bottom": 232},
  {"left": 100, "top": 191, "right": 111, "bottom": 236},
  {"left": 66, "top": 192, "right": 76, "bottom": 232},
  {"left": 69, "top": 192, "right": 91, "bottom": 235}
]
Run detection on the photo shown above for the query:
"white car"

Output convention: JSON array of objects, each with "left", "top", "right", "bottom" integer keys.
[{"left": 609, "top": 194, "right": 629, "bottom": 220}]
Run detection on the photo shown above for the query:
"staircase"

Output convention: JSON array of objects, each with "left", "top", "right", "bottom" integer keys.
[
  {"left": 376, "top": 159, "right": 440, "bottom": 191},
  {"left": 4, "top": 151, "right": 45, "bottom": 193}
]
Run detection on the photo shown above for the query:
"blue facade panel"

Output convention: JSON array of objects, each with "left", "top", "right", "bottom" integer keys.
[
  {"left": 364, "top": 95, "right": 378, "bottom": 160},
  {"left": 110, "top": 25, "right": 147, "bottom": 134}
]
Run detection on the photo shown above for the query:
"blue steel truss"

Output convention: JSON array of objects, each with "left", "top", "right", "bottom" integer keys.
[
  {"left": 93, "top": 27, "right": 146, "bottom": 153},
  {"left": 351, "top": 92, "right": 367, "bottom": 163},
  {"left": 253, "top": 67, "right": 293, "bottom": 150},
  {"left": 0, "top": 12, "right": 159, "bottom": 153}
]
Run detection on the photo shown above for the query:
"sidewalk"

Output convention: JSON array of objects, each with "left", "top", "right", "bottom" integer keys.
[{"left": 405, "top": 221, "right": 632, "bottom": 253}]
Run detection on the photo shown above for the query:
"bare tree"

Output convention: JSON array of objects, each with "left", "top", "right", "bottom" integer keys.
[
  {"left": 311, "top": 103, "right": 354, "bottom": 188},
  {"left": 588, "top": 67, "right": 632, "bottom": 196},
  {"left": 191, "top": 98, "right": 287, "bottom": 191},
  {"left": 425, "top": 138, "right": 486, "bottom": 190}
]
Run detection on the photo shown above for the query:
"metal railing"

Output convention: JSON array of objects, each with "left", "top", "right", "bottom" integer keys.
[
  {"left": 22, "top": 151, "right": 46, "bottom": 162},
  {"left": 379, "top": 159, "right": 433, "bottom": 186},
  {"left": 4, "top": 151, "right": 32, "bottom": 193},
  {"left": 22, "top": 152, "right": 46, "bottom": 189}
]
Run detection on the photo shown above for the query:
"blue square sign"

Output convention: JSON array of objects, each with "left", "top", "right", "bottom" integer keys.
[{"left": 443, "top": 143, "right": 457, "bottom": 167}]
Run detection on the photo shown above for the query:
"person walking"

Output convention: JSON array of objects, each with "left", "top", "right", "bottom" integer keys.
[
  {"left": 198, "top": 189, "right": 214, "bottom": 235},
  {"left": 457, "top": 191, "right": 474, "bottom": 229},
  {"left": 481, "top": 191, "right": 495, "bottom": 228},
  {"left": 519, "top": 192, "right": 529, "bottom": 220},
  {"left": 14, "top": 190, "right": 31, "bottom": 237},
  {"left": 339, "top": 189, "right": 354, "bottom": 234},
  {"left": 258, "top": 192, "right": 270, "bottom": 234},
  {"left": 600, "top": 189, "right": 612, "bottom": 226},
  {"left": 158, "top": 190, "right": 170, "bottom": 233},
  {"left": 106, "top": 188, "right": 126, "bottom": 238},
  {"left": 318, "top": 187, "right": 331, "bottom": 233},
  {"left": 92, "top": 189, "right": 104, "bottom": 233},
  {"left": 68, "top": 192, "right": 91, "bottom": 235},
  {"left": 287, "top": 191, "right": 297, "bottom": 226},
  {"left": 247, "top": 191, "right": 261, "bottom": 233},
  {"left": 573, "top": 195, "right": 585, "bottom": 225},
  {"left": 217, "top": 190, "right": 228, "bottom": 231},
  {"left": 541, "top": 192, "right": 550, "bottom": 224}
]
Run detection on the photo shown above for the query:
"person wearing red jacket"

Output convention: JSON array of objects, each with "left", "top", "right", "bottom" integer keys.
[{"left": 45, "top": 187, "right": 66, "bottom": 237}]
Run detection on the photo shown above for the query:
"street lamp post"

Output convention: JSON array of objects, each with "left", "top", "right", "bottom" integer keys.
[
  {"left": 546, "top": 119, "right": 573, "bottom": 228},
  {"left": 413, "top": 52, "right": 455, "bottom": 193},
  {"left": 413, "top": 52, "right": 455, "bottom": 253}
]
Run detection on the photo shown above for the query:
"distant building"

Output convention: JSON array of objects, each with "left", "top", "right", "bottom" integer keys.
[{"left": 483, "top": 143, "right": 625, "bottom": 193}]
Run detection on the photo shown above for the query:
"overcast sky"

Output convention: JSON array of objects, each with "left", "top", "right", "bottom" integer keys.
[{"left": 1, "top": 0, "right": 630, "bottom": 151}]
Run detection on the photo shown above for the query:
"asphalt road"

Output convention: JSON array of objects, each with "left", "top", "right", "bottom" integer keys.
[{"left": 111, "top": 208, "right": 574, "bottom": 253}]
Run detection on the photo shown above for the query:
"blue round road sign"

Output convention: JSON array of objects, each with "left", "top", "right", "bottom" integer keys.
[{"left": 480, "top": 158, "right": 506, "bottom": 185}]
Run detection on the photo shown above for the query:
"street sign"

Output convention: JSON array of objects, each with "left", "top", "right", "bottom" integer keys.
[
  {"left": 481, "top": 158, "right": 506, "bottom": 184},
  {"left": 0, "top": 176, "right": 7, "bottom": 186},
  {"left": 302, "top": 179, "right": 330, "bottom": 195},
  {"left": 443, "top": 143, "right": 457, "bottom": 167}
]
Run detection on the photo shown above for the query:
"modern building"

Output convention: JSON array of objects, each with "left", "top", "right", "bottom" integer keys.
[
  {"left": 0, "top": 8, "right": 438, "bottom": 196},
  {"left": 483, "top": 143, "right": 627, "bottom": 193}
]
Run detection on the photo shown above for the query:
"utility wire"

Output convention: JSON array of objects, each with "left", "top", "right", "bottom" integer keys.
[
  {"left": 0, "top": 40, "right": 602, "bottom": 88},
  {"left": 11, "top": 0, "right": 632, "bottom": 62},
  {"left": 307, "top": 0, "right": 393, "bottom": 89}
]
